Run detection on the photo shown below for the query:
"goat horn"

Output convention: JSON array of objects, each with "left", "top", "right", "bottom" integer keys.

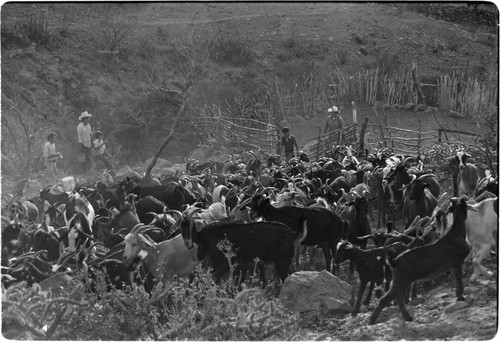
[
  {"left": 164, "top": 209, "right": 183, "bottom": 220},
  {"left": 187, "top": 208, "right": 203, "bottom": 220},
  {"left": 146, "top": 212, "right": 161, "bottom": 222},
  {"left": 129, "top": 223, "right": 146, "bottom": 235},
  {"left": 402, "top": 156, "right": 413, "bottom": 167}
]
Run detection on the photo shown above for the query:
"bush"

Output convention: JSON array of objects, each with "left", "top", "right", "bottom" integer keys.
[
  {"left": 370, "top": 49, "right": 401, "bottom": 75},
  {"left": 158, "top": 265, "right": 302, "bottom": 340},
  {"left": 278, "top": 38, "right": 330, "bottom": 62},
  {"left": 1, "top": 23, "right": 31, "bottom": 49},
  {"left": 2, "top": 265, "right": 304, "bottom": 340},
  {"left": 212, "top": 37, "right": 255, "bottom": 67},
  {"left": 25, "top": 11, "right": 53, "bottom": 47}
]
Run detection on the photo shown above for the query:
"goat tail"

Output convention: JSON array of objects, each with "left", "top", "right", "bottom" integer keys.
[
  {"left": 384, "top": 240, "right": 399, "bottom": 268},
  {"left": 294, "top": 217, "right": 308, "bottom": 249}
]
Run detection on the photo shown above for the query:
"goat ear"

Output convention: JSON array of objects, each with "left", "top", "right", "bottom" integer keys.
[
  {"left": 43, "top": 200, "right": 51, "bottom": 212},
  {"left": 194, "top": 220, "right": 206, "bottom": 232},
  {"left": 466, "top": 205, "right": 479, "bottom": 212}
]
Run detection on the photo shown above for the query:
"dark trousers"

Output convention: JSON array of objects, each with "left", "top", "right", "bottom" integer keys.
[
  {"left": 82, "top": 146, "right": 92, "bottom": 172},
  {"left": 94, "top": 154, "right": 114, "bottom": 172}
]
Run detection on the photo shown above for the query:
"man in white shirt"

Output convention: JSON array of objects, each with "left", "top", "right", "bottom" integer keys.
[
  {"left": 77, "top": 111, "right": 93, "bottom": 173},
  {"left": 43, "top": 132, "right": 62, "bottom": 184}
]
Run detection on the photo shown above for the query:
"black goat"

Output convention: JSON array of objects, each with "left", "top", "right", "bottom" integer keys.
[
  {"left": 334, "top": 240, "right": 407, "bottom": 316},
  {"left": 39, "top": 186, "right": 69, "bottom": 206},
  {"left": 135, "top": 195, "right": 165, "bottom": 224},
  {"left": 249, "top": 194, "right": 348, "bottom": 273},
  {"left": 369, "top": 197, "right": 470, "bottom": 324},
  {"left": 181, "top": 213, "right": 306, "bottom": 283}
]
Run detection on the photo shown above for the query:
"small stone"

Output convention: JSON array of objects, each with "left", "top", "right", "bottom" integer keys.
[
  {"left": 444, "top": 301, "right": 469, "bottom": 314},
  {"left": 486, "top": 285, "right": 497, "bottom": 297},
  {"left": 417, "top": 103, "right": 427, "bottom": 111},
  {"left": 404, "top": 102, "right": 415, "bottom": 111},
  {"left": 448, "top": 110, "right": 465, "bottom": 119},
  {"left": 464, "top": 286, "right": 481, "bottom": 295},
  {"left": 434, "top": 292, "right": 450, "bottom": 298}
]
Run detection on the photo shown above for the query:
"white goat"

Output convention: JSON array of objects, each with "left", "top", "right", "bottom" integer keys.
[
  {"left": 123, "top": 224, "right": 198, "bottom": 284},
  {"left": 434, "top": 196, "right": 498, "bottom": 282}
]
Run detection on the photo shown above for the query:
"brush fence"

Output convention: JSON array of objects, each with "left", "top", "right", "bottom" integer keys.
[
  {"left": 190, "top": 116, "right": 279, "bottom": 154},
  {"left": 370, "top": 121, "right": 438, "bottom": 155},
  {"left": 308, "top": 124, "right": 358, "bottom": 161}
]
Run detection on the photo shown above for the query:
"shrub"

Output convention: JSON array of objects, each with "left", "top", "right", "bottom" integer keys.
[
  {"left": 278, "top": 38, "right": 330, "bottom": 62},
  {"left": 1, "top": 23, "right": 31, "bottom": 49},
  {"left": 212, "top": 37, "right": 255, "bottom": 67},
  {"left": 335, "top": 49, "right": 349, "bottom": 66},
  {"left": 24, "top": 11, "right": 53, "bottom": 47},
  {"left": 371, "top": 49, "right": 401, "bottom": 75},
  {"left": 158, "top": 265, "right": 302, "bottom": 340}
]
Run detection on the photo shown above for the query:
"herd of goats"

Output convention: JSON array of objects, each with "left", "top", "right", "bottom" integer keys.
[{"left": 1, "top": 145, "right": 498, "bottom": 324}]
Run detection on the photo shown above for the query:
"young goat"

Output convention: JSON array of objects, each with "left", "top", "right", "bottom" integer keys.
[
  {"left": 334, "top": 240, "right": 407, "bottom": 316},
  {"left": 369, "top": 197, "right": 471, "bottom": 325}
]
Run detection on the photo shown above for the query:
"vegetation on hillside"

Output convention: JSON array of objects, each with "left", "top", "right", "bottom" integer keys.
[{"left": 1, "top": 3, "right": 497, "bottom": 177}]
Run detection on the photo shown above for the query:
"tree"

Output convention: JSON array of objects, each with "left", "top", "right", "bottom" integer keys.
[
  {"left": 143, "top": 25, "right": 217, "bottom": 178},
  {"left": 1, "top": 90, "right": 49, "bottom": 177}
]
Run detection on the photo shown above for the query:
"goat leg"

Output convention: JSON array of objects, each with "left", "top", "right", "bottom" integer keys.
[
  {"left": 352, "top": 280, "right": 368, "bottom": 316},
  {"left": 470, "top": 247, "right": 494, "bottom": 282},
  {"left": 396, "top": 291, "right": 414, "bottom": 321},
  {"left": 454, "top": 263, "right": 466, "bottom": 301},
  {"left": 369, "top": 287, "right": 395, "bottom": 324},
  {"left": 322, "top": 247, "right": 333, "bottom": 273},
  {"left": 363, "top": 281, "right": 375, "bottom": 305}
]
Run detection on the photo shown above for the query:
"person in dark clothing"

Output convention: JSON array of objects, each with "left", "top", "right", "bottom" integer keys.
[
  {"left": 93, "top": 131, "right": 115, "bottom": 175},
  {"left": 280, "top": 127, "right": 299, "bottom": 163}
]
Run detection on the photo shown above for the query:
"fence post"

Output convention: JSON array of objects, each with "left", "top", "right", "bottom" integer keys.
[
  {"left": 359, "top": 116, "right": 369, "bottom": 153},
  {"left": 438, "top": 128, "right": 442, "bottom": 143},
  {"left": 418, "top": 120, "right": 422, "bottom": 152},
  {"left": 352, "top": 101, "right": 357, "bottom": 124}
]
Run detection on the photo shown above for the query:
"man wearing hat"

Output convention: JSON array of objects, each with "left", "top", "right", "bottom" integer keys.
[
  {"left": 77, "top": 111, "right": 93, "bottom": 173},
  {"left": 324, "top": 105, "right": 344, "bottom": 147}
]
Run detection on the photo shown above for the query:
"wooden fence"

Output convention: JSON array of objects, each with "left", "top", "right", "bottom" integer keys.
[
  {"left": 190, "top": 116, "right": 280, "bottom": 154},
  {"left": 439, "top": 72, "right": 498, "bottom": 118},
  {"left": 373, "top": 121, "right": 438, "bottom": 155},
  {"left": 307, "top": 124, "right": 358, "bottom": 161}
]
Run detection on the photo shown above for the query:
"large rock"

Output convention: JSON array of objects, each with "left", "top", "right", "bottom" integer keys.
[{"left": 279, "top": 270, "right": 352, "bottom": 316}]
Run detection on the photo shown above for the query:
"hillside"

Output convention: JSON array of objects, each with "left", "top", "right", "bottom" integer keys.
[{"left": 1, "top": 2, "right": 498, "bottom": 182}]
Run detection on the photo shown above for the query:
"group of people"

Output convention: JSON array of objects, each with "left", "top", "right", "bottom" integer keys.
[
  {"left": 43, "top": 111, "right": 114, "bottom": 184},
  {"left": 279, "top": 105, "right": 344, "bottom": 162},
  {"left": 43, "top": 106, "right": 344, "bottom": 183}
]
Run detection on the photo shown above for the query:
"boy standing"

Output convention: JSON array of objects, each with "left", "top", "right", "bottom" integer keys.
[
  {"left": 43, "top": 132, "right": 63, "bottom": 184},
  {"left": 280, "top": 127, "right": 299, "bottom": 163},
  {"left": 93, "top": 131, "right": 114, "bottom": 175}
]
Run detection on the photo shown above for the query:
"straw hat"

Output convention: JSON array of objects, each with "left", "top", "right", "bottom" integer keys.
[
  {"left": 79, "top": 111, "right": 92, "bottom": 121},
  {"left": 327, "top": 106, "right": 339, "bottom": 113}
]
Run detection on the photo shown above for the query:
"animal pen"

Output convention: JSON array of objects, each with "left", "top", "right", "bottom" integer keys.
[
  {"left": 190, "top": 115, "right": 280, "bottom": 155},
  {"left": 190, "top": 64, "right": 495, "bottom": 163}
]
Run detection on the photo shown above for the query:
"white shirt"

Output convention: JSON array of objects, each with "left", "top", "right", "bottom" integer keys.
[
  {"left": 43, "top": 141, "right": 56, "bottom": 162},
  {"left": 77, "top": 122, "right": 92, "bottom": 147},
  {"left": 93, "top": 138, "right": 105, "bottom": 156}
]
